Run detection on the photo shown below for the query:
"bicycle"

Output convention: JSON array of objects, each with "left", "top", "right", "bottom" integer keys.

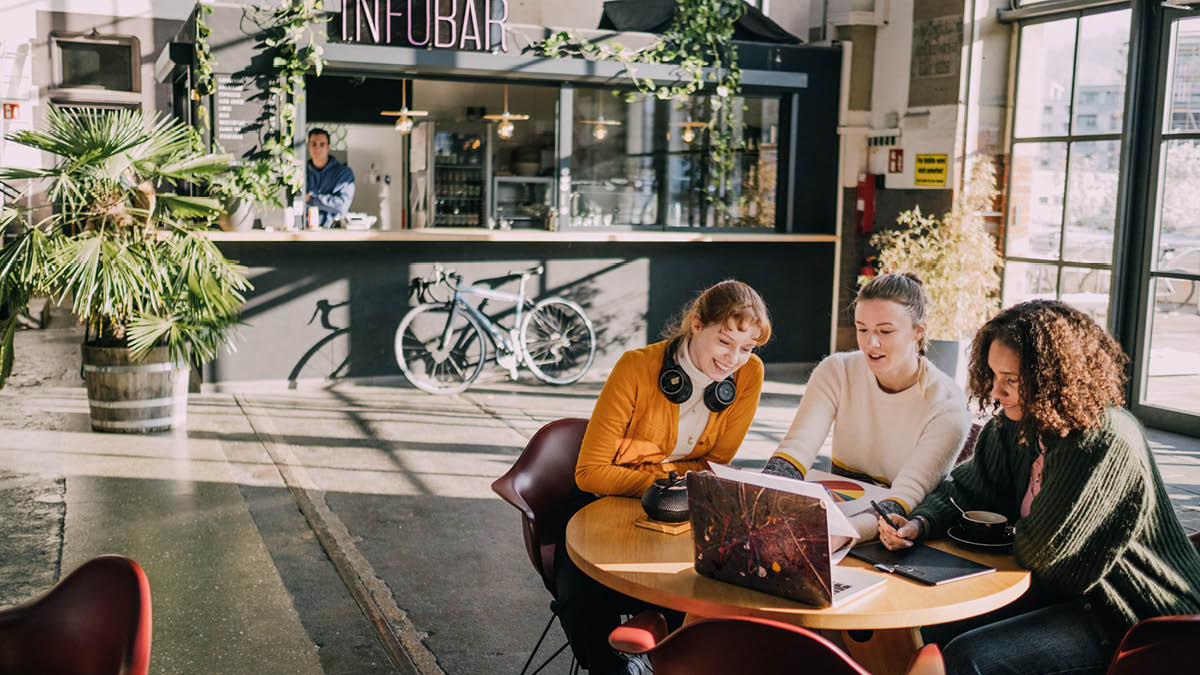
[{"left": 395, "top": 264, "right": 597, "bottom": 394}]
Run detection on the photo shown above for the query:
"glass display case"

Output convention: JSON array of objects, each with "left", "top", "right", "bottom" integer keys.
[
  {"left": 492, "top": 176, "right": 554, "bottom": 229},
  {"left": 433, "top": 128, "right": 486, "bottom": 227}
]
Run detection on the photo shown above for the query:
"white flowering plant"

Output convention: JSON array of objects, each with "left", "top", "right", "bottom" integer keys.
[{"left": 869, "top": 159, "right": 1003, "bottom": 340}]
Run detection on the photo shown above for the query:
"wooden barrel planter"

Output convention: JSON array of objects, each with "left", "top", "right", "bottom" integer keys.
[{"left": 81, "top": 344, "right": 189, "bottom": 433}]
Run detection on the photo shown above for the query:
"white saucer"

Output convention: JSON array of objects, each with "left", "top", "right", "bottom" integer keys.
[{"left": 947, "top": 525, "right": 1013, "bottom": 551}]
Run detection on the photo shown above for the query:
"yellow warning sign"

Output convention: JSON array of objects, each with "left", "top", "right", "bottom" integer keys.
[{"left": 914, "top": 154, "right": 949, "bottom": 187}]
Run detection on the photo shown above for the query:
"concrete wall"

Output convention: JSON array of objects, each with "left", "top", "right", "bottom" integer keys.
[
  {"left": 0, "top": 0, "right": 196, "bottom": 167},
  {"left": 206, "top": 240, "right": 837, "bottom": 385}
]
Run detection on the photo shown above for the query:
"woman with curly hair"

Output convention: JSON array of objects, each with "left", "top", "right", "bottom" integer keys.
[{"left": 877, "top": 300, "right": 1200, "bottom": 675}]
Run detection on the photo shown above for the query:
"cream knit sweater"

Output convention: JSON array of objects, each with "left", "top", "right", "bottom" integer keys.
[{"left": 768, "top": 351, "right": 970, "bottom": 539}]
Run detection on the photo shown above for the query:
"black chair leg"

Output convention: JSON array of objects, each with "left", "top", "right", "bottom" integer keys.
[
  {"left": 528, "top": 640, "right": 571, "bottom": 675},
  {"left": 520, "top": 612, "right": 559, "bottom": 675}
]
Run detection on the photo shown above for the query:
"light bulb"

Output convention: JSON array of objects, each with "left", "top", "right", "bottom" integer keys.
[
  {"left": 394, "top": 115, "right": 414, "bottom": 135},
  {"left": 682, "top": 126, "right": 696, "bottom": 144},
  {"left": 497, "top": 118, "right": 515, "bottom": 140},
  {"left": 592, "top": 123, "right": 608, "bottom": 141}
]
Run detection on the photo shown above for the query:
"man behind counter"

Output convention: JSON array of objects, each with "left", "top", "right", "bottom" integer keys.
[{"left": 305, "top": 128, "right": 355, "bottom": 228}]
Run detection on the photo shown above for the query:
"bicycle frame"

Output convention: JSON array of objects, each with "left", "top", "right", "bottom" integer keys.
[{"left": 438, "top": 276, "right": 534, "bottom": 358}]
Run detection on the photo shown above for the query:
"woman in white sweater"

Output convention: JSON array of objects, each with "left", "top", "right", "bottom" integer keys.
[{"left": 763, "top": 272, "right": 970, "bottom": 539}]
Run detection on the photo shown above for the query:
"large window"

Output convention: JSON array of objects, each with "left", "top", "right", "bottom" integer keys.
[
  {"left": 567, "top": 88, "right": 780, "bottom": 229},
  {"left": 1140, "top": 14, "right": 1200, "bottom": 418},
  {"left": 1003, "top": 8, "right": 1131, "bottom": 327}
]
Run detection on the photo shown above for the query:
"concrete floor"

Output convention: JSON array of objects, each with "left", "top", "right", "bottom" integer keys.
[{"left": 1, "top": 312, "right": 1198, "bottom": 675}]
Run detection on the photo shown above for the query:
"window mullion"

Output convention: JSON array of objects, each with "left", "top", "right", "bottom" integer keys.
[{"left": 1059, "top": 15, "right": 1084, "bottom": 271}]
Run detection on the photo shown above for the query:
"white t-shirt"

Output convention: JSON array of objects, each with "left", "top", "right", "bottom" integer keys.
[{"left": 771, "top": 351, "right": 971, "bottom": 538}]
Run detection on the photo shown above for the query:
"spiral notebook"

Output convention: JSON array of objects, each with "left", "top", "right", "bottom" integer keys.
[{"left": 848, "top": 541, "right": 996, "bottom": 586}]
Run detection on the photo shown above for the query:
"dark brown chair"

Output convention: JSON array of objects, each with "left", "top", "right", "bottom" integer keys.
[
  {"left": 610, "top": 610, "right": 945, "bottom": 675},
  {"left": 492, "top": 417, "right": 589, "bottom": 675},
  {"left": 954, "top": 422, "right": 984, "bottom": 465},
  {"left": 0, "top": 554, "right": 152, "bottom": 675},
  {"left": 1105, "top": 531, "right": 1200, "bottom": 675}
]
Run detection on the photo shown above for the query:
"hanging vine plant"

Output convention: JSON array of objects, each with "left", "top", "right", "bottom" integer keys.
[
  {"left": 189, "top": 0, "right": 326, "bottom": 207},
  {"left": 534, "top": 0, "right": 748, "bottom": 224},
  {"left": 193, "top": 3, "right": 216, "bottom": 130},
  {"left": 258, "top": 0, "right": 328, "bottom": 195}
]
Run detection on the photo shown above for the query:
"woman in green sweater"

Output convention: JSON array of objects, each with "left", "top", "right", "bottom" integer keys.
[{"left": 877, "top": 300, "right": 1200, "bottom": 675}]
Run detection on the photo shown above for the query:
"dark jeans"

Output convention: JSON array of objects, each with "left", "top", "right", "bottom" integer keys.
[
  {"left": 922, "top": 587, "right": 1114, "bottom": 675},
  {"left": 555, "top": 487, "right": 682, "bottom": 675}
]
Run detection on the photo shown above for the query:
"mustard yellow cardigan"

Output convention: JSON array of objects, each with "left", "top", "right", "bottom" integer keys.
[{"left": 576, "top": 339, "right": 765, "bottom": 497}]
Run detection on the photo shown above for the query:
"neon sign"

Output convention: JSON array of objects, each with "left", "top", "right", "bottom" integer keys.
[{"left": 339, "top": 0, "right": 509, "bottom": 52}]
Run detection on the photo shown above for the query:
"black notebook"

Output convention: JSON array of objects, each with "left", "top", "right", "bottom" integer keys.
[{"left": 848, "top": 542, "right": 996, "bottom": 586}]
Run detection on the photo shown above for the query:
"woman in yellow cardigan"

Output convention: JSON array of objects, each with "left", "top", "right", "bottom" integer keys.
[{"left": 557, "top": 279, "right": 771, "bottom": 675}]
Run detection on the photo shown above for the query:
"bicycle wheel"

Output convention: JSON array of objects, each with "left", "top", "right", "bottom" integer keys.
[
  {"left": 395, "top": 303, "right": 487, "bottom": 394},
  {"left": 520, "top": 298, "right": 596, "bottom": 385}
]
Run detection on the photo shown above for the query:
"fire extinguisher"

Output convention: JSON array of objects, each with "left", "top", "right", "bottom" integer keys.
[{"left": 856, "top": 173, "right": 877, "bottom": 235}]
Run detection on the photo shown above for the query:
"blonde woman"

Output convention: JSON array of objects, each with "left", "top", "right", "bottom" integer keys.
[{"left": 763, "top": 273, "right": 970, "bottom": 540}]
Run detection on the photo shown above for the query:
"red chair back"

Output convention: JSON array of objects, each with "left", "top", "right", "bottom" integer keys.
[
  {"left": 0, "top": 555, "right": 152, "bottom": 675},
  {"left": 1105, "top": 532, "right": 1200, "bottom": 675},
  {"left": 491, "top": 417, "right": 588, "bottom": 594},
  {"left": 613, "top": 613, "right": 874, "bottom": 675}
]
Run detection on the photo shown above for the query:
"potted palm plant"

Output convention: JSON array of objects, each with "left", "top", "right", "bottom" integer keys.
[
  {"left": 869, "top": 158, "right": 1003, "bottom": 377},
  {"left": 0, "top": 107, "right": 249, "bottom": 432}
]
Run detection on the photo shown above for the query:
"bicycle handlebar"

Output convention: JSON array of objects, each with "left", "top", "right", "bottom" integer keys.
[{"left": 506, "top": 265, "right": 544, "bottom": 278}]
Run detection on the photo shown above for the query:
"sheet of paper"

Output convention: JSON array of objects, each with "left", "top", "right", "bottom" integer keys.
[
  {"left": 709, "top": 464, "right": 859, "bottom": 540},
  {"left": 804, "top": 469, "right": 892, "bottom": 519}
]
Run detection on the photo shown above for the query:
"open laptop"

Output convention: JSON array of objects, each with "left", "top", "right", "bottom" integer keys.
[{"left": 686, "top": 469, "right": 885, "bottom": 608}]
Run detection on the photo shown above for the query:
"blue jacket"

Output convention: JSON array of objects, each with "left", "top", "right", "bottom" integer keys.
[{"left": 306, "top": 157, "right": 355, "bottom": 227}]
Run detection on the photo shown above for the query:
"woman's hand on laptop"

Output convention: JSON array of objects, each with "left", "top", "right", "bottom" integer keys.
[{"left": 877, "top": 513, "right": 920, "bottom": 550}]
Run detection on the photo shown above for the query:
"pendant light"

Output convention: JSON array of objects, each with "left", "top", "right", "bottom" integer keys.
[
  {"left": 580, "top": 94, "right": 622, "bottom": 142},
  {"left": 671, "top": 120, "right": 708, "bottom": 144},
  {"left": 381, "top": 79, "right": 429, "bottom": 135},
  {"left": 483, "top": 85, "right": 530, "bottom": 140}
]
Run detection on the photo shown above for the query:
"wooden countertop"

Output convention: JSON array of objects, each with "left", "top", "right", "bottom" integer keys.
[{"left": 204, "top": 229, "right": 838, "bottom": 243}]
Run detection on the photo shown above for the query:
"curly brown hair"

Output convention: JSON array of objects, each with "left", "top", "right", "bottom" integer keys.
[{"left": 967, "top": 300, "right": 1129, "bottom": 440}]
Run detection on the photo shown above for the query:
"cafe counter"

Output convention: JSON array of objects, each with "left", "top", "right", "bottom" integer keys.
[
  {"left": 205, "top": 229, "right": 837, "bottom": 243},
  {"left": 204, "top": 230, "right": 838, "bottom": 387}
]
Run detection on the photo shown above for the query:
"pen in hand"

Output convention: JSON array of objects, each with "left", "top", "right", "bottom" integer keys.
[
  {"left": 870, "top": 500, "right": 896, "bottom": 529},
  {"left": 872, "top": 499, "right": 915, "bottom": 549}
]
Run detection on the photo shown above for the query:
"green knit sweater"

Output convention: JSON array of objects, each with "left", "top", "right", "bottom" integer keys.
[{"left": 911, "top": 407, "right": 1200, "bottom": 640}]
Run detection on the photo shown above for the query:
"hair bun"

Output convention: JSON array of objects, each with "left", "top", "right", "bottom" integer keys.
[{"left": 901, "top": 272, "right": 924, "bottom": 286}]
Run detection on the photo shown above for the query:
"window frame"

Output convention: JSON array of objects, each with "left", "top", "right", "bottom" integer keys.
[
  {"left": 1002, "top": 4, "right": 1134, "bottom": 330},
  {"left": 557, "top": 82, "right": 791, "bottom": 233},
  {"left": 49, "top": 32, "right": 142, "bottom": 106}
]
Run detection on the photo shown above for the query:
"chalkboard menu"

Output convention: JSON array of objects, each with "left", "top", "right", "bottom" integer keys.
[{"left": 213, "top": 73, "right": 263, "bottom": 163}]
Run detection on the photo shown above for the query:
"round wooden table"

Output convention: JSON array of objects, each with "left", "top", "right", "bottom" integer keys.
[{"left": 567, "top": 496, "right": 1031, "bottom": 675}]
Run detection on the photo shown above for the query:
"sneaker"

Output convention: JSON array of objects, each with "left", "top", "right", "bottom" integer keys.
[{"left": 623, "top": 653, "right": 652, "bottom": 675}]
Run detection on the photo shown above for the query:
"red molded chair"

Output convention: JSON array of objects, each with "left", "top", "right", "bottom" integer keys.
[
  {"left": 1105, "top": 531, "right": 1200, "bottom": 675},
  {"left": 491, "top": 417, "right": 589, "bottom": 675},
  {"left": 0, "top": 554, "right": 152, "bottom": 675},
  {"left": 610, "top": 610, "right": 945, "bottom": 675},
  {"left": 954, "top": 422, "right": 984, "bottom": 465}
]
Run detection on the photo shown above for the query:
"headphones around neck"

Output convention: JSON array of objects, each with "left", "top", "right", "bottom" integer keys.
[{"left": 658, "top": 337, "right": 737, "bottom": 412}]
